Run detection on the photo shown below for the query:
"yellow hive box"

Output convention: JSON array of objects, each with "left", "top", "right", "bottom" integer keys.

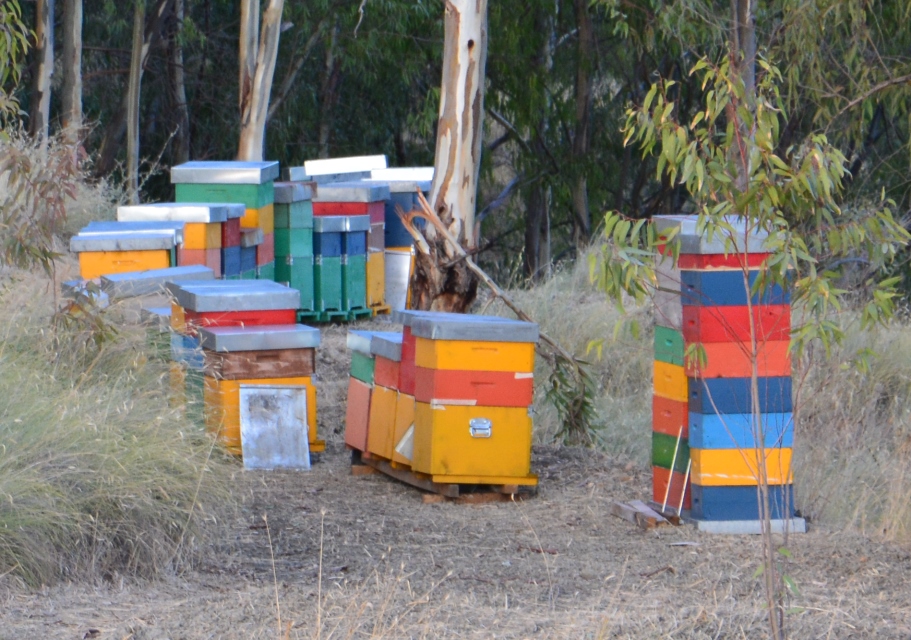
[
  {"left": 653, "top": 360, "right": 687, "bottom": 402},
  {"left": 366, "top": 385, "right": 397, "bottom": 460},
  {"left": 170, "top": 302, "right": 186, "bottom": 334},
  {"left": 367, "top": 249, "right": 385, "bottom": 307},
  {"left": 391, "top": 392, "right": 415, "bottom": 467},
  {"left": 414, "top": 338, "right": 535, "bottom": 373},
  {"left": 242, "top": 203, "right": 275, "bottom": 234},
  {"left": 183, "top": 222, "right": 222, "bottom": 250},
  {"left": 204, "top": 375, "right": 321, "bottom": 455},
  {"left": 691, "top": 448, "right": 793, "bottom": 486},
  {"left": 169, "top": 361, "right": 187, "bottom": 409},
  {"left": 411, "top": 402, "right": 536, "bottom": 484},
  {"left": 78, "top": 250, "right": 170, "bottom": 280}
]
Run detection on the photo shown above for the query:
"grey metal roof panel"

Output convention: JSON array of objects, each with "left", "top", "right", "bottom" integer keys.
[
  {"left": 313, "top": 216, "right": 347, "bottom": 234},
  {"left": 652, "top": 215, "right": 771, "bottom": 255},
  {"left": 344, "top": 215, "right": 370, "bottom": 232},
  {"left": 273, "top": 181, "right": 313, "bottom": 203},
  {"left": 370, "top": 332, "right": 403, "bottom": 361},
  {"left": 166, "top": 280, "right": 299, "bottom": 312},
  {"left": 346, "top": 330, "right": 375, "bottom": 355},
  {"left": 363, "top": 178, "right": 432, "bottom": 194},
  {"left": 170, "top": 160, "right": 280, "bottom": 184},
  {"left": 70, "top": 232, "right": 176, "bottom": 252},
  {"left": 370, "top": 167, "right": 434, "bottom": 182},
  {"left": 241, "top": 227, "right": 264, "bottom": 247},
  {"left": 282, "top": 167, "right": 309, "bottom": 181},
  {"left": 304, "top": 155, "right": 387, "bottom": 176},
  {"left": 198, "top": 324, "right": 320, "bottom": 351},
  {"left": 101, "top": 265, "right": 215, "bottom": 298},
  {"left": 408, "top": 313, "right": 539, "bottom": 343},
  {"left": 82, "top": 220, "right": 186, "bottom": 244},
  {"left": 117, "top": 202, "right": 245, "bottom": 223},
  {"left": 311, "top": 181, "right": 390, "bottom": 203}
]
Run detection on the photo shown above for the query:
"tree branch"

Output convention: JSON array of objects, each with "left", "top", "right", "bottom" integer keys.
[{"left": 830, "top": 73, "right": 911, "bottom": 124}]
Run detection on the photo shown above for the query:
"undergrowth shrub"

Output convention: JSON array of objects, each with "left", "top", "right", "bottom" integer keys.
[{"left": 0, "top": 272, "right": 231, "bottom": 586}]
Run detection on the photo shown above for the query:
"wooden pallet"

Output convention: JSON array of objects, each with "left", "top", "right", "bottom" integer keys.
[
  {"left": 352, "top": 454, "right": 537, "bottom": 502},
  {"left": 297, "top": 307, "right": 374, "bottom": 324},
  {"left": 611, "top": 500, "right": 675, "bottom": 530},
  {"left": 370, "top": 304, "right": 392, "bottom": 317}
]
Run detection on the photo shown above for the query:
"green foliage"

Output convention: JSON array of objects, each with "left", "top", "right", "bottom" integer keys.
[
  {"left": 0, "top": 0, "right": 30, "bottom": 122},
  {"left": 544, "top": 353, "right": 599, "bottom": 446},
  {"left": 595, "top": 54, "right": 910, "bottom": 359}
]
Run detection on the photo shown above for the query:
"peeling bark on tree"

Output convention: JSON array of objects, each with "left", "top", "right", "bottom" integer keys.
[
  {"left": 410, "top": 0, "right": 488, "bottom": 313},
  {"left": 237, "top": 0, "right": 285, "bottom": 161},
  {"left": 61, "top": 0, "right": 83, "bottom": 145},
  {"left": 29, "top": 0, "right": 54, "bottom": 141}
]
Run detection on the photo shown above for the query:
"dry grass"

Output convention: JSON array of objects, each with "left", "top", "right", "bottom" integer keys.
[{"left": 0, "top": 268, "right": 232, "bottom": 586}]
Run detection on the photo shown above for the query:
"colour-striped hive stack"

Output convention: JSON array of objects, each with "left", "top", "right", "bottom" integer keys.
[
  {"left": 70, "top": 219, "right": 184, "bottom": 279},
  {"left": 273, "top": 181, "right": 315, "bottom": 312},
  {"left": 344, "top": 312, "right": 539, "bottom": 490},
  {"left": 652, "top": 215, "right": 800, "bottom": 532},
  {"left": 165, "top": 280, "right": 324, "bottom": 455},
  {"left": 171, "top": 161, "right": 279, "bottom": 280}
]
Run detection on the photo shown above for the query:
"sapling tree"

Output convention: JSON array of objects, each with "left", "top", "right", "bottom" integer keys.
[{"left": 592, "top": 54, "right": 909, "bottom": 639}]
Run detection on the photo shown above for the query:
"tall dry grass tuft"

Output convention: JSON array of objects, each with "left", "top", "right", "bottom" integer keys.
[
  {"left": 484, "top": 244, "right": 911, "bottom": 543},
  {"left": 0, "top": 270, "right": 232, "bottom": 586}
]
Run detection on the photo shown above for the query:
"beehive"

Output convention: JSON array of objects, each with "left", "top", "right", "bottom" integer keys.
[
  {"left": 273, "top": 182, "right": 315, "bottom": 311},
  {"left": 651, "top": 215, "right": 801, "bottom": 531}
]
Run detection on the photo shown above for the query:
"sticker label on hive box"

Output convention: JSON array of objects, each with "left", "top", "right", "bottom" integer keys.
[{"left": 394, "top": 424, "right": 415, "bottom": 461}]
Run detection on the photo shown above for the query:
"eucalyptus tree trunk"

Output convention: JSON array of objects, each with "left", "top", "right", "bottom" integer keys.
[
  {"left": 29, "top": 0, "right": 54, "bottom": 141},
  {"left": 169, "top": 0, "right": 190, "bottom": 164},
  {"left": 94, "top": 0, "right": 172, "bottom": 178},
  {"left": 569, "top": 0, "right": 593, "bottom": 245},
  {"left": 317, "top": 22, "right": 340, "bottom": 159},
  {"left": 730, "top": 0, "right": 756, "bottom": 192},
  {"left": 126, "top": 1, "right": 145, "bottom": 203},
  {"left": 60, "top": 0, "right": 83, "bottom": 145},
  {"left": 236, "top": 0, "right": 285, "bottom": 161},
  {"left": 411, "top": 0, "right": 488, "bottom": 312}
]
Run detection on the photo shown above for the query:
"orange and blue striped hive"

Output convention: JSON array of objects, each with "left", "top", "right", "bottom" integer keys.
[{"left": 652, "top": 215, "right": 796, "bottom": 525}]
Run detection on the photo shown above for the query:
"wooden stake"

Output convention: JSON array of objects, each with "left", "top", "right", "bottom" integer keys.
[
  {"left": 662, "top": 425, "right": 684, "bottom": 513},
  {"left": 677, "top": 458, "right": 692, "bottom": 515}
]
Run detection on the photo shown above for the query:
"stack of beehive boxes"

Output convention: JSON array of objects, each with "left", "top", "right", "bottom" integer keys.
[
  {"left": 345, "top": 312, "right": 539, "bottom": 490},
  {"left": 70, "top": 222, "right": 180, "bottom": 279},
  {"left": 115, "top": 203, "right": 245, "bottom": 278},
  {"left": 199, "top": 323, "right": 322, "bottom": 457},
  {"left": 273, "top": 181, "right": 315, "bottom": 312},
  {"left": 307, "top": 215, "right": 372, "bottom": 322},
  {"left": 171, "top": 160, "right": 278, "bottom": 280},
  {"left": 165, "top": 280, "right": 322, "bottom": 454},
  {"left": 652, "top": 215, "right": 799, "bottom": 531}
]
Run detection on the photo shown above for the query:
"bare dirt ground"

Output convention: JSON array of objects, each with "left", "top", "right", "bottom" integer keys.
[{"left": 3, "top": 321, "right": 911, "bottom": 639}]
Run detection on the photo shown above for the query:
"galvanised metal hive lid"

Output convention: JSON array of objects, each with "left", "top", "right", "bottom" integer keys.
[
  {"left": 313, "top": 216, "right": 347, "bottom": 234},
  {"left": 408, "top": 312, "right": 539, "bottom": 343},
  {"left": 304, "top": 155, "right": 387, "bottom": 177},
  {"left": 165, "top": 280, "right": 299, "bottom": 312},
  {"left": 198, "top": 324, "right": 320, "bottom": 352},
  {"left": 367, "top": 167, "right": 433, "bottom": 193},
  {"left": 241, "top": 227, "right": 264, "bottom": 247},
  {"left": 346, "top": 330, "right": 376, "bottom": 356},
  {"left": 391, "top": 309, "right": 436, "bottom": 326},
  {"left": 273, "top": 181, "right": 313, "bottom": 203},
  {"left": 311, "top": 181, "right": 390, "bottom": 203},
  {"left": 343, "top": 215, "right": 370, "bottom": 233},
  {"left": 70, "top": 231, "right": 176, "bottom": 252},
  {"left": 652, "top": 214, "right": 771, "bottom": 255},
  {"left": 170, "top": 160, "right": 280, "bottom": 184},
  {"left": 81, "top": 220, "right": 186, "bottom": 244},
  {"left": 370, "top": 332, "right": 403, "bottom": 361},
  {"left": 101, "top": 265, "right": 215, "bottom": 298},
  {"left": 117, "top": 202, "right": 245, "bottom": 223}
]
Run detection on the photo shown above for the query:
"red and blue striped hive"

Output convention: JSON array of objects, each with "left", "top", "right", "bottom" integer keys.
[{"left": 652, "top": 215, "right": 796, "bottom": 526}]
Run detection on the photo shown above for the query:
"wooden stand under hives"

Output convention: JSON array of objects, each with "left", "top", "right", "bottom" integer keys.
[
  {"left": 611, "top": 500, "right": 681, "bottom": 530},
  {"left": 351, "top": 451, "right": 538, "bottom": 504}
]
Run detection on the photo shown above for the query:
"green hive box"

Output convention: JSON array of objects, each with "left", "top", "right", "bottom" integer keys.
[
  {"left": 240, "top": 268, "right": 257, "bottom": 280},
  {"left": 342, "top": 253, "right": 367, "bottom": 310},
  {"left": 274, "top": 200, "right": 314, "bottom": 229},
  {"left": 275, "top": 256, "right": 315, "bottom": 311},
  {"left": 350, "top": 351, "right": 376, "bottom": 385},
  {"left": 654, "top": 326, "right": 685, "bottom": 366},
  {"left": 256, "top": 262, "right": 275, "bottom": 281},
  {"left": 652, "top": 431, "right": 690, "bottom": 473},
  {"left": 314, "top": 255, "right": 343, "bottom": 311},
  {"left": 274, "top": 227, "right": 313, "bottom": 257},
  {"left": 175, "top": 182, "right": 274, "bottom": 209}
]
